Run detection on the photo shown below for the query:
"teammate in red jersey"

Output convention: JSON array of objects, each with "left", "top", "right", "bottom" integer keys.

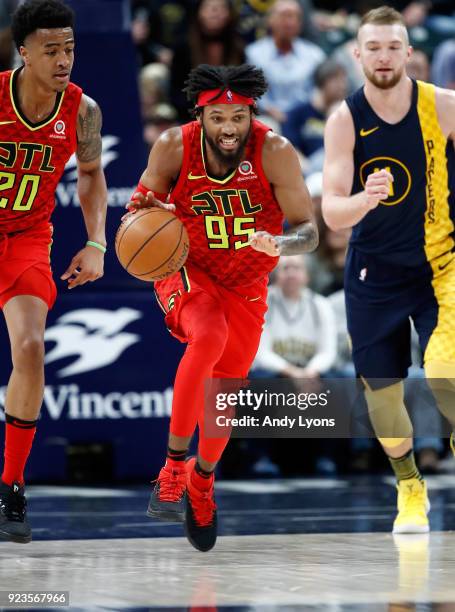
[
  {"left": 127, "top": 64, "right": 318, "bottom": 552},
  {"left": 0, "top": 0, "right": 107, "bottom": 543}
]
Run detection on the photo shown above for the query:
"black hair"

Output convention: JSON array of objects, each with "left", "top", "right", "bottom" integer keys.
[
  {"left": 183, "top": 64, "right": 268, "bottom": 112},
  {"left": 12, "top": 0, "right": 74, "bottom": 50}
]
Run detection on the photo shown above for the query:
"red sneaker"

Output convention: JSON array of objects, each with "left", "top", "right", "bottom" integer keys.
[
  {"left": 184, "top": 457, "right": 217, "bottom": 552},
  {"left": 147, "top": 463, "right": 186, "bottom": 522}
]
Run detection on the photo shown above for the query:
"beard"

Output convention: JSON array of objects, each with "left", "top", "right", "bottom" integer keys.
[
  {"left": 202, "top": 124, "right": 251, "bottom": 170},
  {"left": 364, "top": 66, "right": 403, "bottom": 90}
]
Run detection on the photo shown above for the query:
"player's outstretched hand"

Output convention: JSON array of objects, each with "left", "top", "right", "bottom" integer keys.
[
  {"left": 61, "top": 246, "right": 105, "bottom": 290},
  {"left": 364, "top": 168, "right": 393, "bottom": 210},
  {"left": 249, "top": 231, "right": 280, "bottom": 257},
  {"left": 125, "top": 190, "right": 175, "bottom": 215}
]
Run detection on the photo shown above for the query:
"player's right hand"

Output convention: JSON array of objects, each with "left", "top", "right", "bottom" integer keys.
[
  {"left": 364, "top": 169, "right": 394, "bottom": 210},
  {"left": 125, "top": 190, "right": 175, "bottom": 215}
]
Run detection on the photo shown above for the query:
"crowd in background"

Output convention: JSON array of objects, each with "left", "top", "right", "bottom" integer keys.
[
  {"left": 126, "top": 0, "right": 455, "bottom": 477},
  {"left": 127, "top": 0, "right": 455, "bottom": 150},
  {"left": 1, "top": 0, "right": 455, "bottom": 477}
]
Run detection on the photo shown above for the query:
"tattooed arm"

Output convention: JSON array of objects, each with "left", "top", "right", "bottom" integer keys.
[
  {"left": 249, "top": 133, "right": 318, "bottom": 257},
  {"left": 76, "top": 95, "right": 107, "bottom": 243},
  {"left": 60, "top": 95, "right": 108, "bottom": 289}
]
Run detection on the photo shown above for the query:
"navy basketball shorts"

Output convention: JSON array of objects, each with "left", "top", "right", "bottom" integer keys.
[{"left": 344, "top": 247, "right": 440, "bottom": 386}]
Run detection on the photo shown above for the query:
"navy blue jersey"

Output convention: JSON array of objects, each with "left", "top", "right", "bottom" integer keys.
[{"left": 346, "top": 80, "right": 455, "bottom": 271}]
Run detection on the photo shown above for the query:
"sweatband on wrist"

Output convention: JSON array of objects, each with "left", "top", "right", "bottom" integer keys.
[
  {"left": 131, "top": 182, "right": 168, "bottom": 203},
  {"left": 86, "top": 240, "right": 106, "bottom": 254},
  {"left": 132, "top": 181, "right": 150, "bottom": 197}
]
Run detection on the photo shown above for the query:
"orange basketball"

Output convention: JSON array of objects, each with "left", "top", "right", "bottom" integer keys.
[{"left": 115, "top": 208, "right": 189, "bottom": 281}]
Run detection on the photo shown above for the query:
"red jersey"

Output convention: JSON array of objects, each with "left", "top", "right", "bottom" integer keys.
[
  {"left": 170, "top": 120, "right": 284, "bottom": 288},
  {"left": 0, "top": 68, "right": 82, "bottom": 233}
]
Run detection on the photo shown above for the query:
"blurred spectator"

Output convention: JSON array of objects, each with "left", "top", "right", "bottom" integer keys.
[
  {"left": 399, "top": 0, "right": 455, "bottom": 36},
  {"left": 331, "top": 38, "right": 364, "bottom": 95},
  {"left": 282, "top": 59, "right": 347, "bottom": 163},
  {"left": 406, "top": 47, "right": 430, "bottom": 82},
  {"left": 294, "top": 173, "right": 347, "bottom": 299},
  {"left": 354, "top": 0, "right": 455, "bottom": 35},
  {"left": 253, "top": 255, "right": 337, "bottom": 380},
  {"left": 431, "top": 39, "right": 455, "bottom": 89},
  {"left": 349, "top": 1, "right": 428, "bottom": 28},
  {"left": 130, "top": 0, "right": 193, "bottom": 66},
  {"left": 170, "top": 0, "right": 245, "bottom": 120},
  {"left": 138, "top": 62, "right": 170, "bottom": 119},
  {"left": 233, "top": 0, "right": 275, "bottom": 44},
  {"left": 303, "top": 171, "right": 348, "bottom": 296},
  {"left": 399, "top": 1, "right": 430, "bottom": 28},
  {"left": 425, "top": 9, "right": 455, "bottom": 38},
  {"left": 234, "top": 0, "right": 318, "bottom": 45},
  {"left": 143, "top": 103, "right": 179, "bottom": 149},
  {"left": 0, "top": 0, "right": 14, "bottom": 71},
  {"left": 327, "top": 288, "right": 354, "bottom": 378},
  {"left": 305, "top": 171, "right": 323, "bottom": 223},
  {"left": 307, "top": 222, "right": 350, "bottom": 296},
  {"left": 245, "top": 0, "right": 325, "bottom": 125},
  {"left": 252, "top": 254, "right": 339, "bottom": 476}
]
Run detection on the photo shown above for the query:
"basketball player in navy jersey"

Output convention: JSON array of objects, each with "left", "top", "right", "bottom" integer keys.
[{"left": 323, "top": 5, "right": 455, "bottom": 533}]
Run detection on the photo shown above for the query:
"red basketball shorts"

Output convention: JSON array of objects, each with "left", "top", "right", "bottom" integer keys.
[
  {"left": 0, "top": 222, "right": 56, "bottom": 310},
  {"left": 154, "top": 263, "right": 268, "bottom": 378}
]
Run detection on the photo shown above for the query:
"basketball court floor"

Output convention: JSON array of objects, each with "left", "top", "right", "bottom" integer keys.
[{"left": 0, "top": 475, "right": 454, "bottom": 610}]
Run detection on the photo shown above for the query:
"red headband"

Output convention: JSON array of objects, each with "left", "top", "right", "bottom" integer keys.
[{"left": 197, "top": 89, "right": 254, "bottom": 107}]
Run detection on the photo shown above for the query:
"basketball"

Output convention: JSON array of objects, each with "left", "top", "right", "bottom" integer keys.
[{"left": 115, "top": 208, "right": 189, "bottom": 281}]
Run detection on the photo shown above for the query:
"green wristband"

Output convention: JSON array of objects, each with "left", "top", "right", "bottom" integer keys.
[{"left": 86, "top": 240, "right": 107, "bottom": 254}]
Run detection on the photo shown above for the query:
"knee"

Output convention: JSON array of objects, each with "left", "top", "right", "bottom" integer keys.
[
  {"left": 190, "top": 319, "right": 228, "bottom": 362},
  {"left": 12, "top": 334, "right": 45, "bottom": 372}
]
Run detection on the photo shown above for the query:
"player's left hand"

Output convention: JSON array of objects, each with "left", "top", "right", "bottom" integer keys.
[
  {"left": 249, "top": 231, "right": 280, "bottom": 257},
  {"left": 61, "top": 246, "right": 105, "bottom": 289}
]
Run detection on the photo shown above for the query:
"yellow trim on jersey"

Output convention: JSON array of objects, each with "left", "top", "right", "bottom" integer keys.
[
  {"left": 200, "top": 130, "right": 237, "bottom": 185},
  {"left": 417, "top": 80, "right": 455, "bottom": 365},
  {"left": 417, "top": 80, "right": 454, "bottom": 265},
  {"left": 154, "top": 289, "right": 167, "bottom": 314},
  {"left": 10, "top": 69, "right": 65, "bottom": 131},
  {"left": 180, "top": 266, "right": 191, "bottom": 292}
]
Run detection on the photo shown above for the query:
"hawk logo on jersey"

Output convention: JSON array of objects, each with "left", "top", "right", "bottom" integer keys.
[{"left": 360, "top": 156, "right": 411, "bottom": 206}]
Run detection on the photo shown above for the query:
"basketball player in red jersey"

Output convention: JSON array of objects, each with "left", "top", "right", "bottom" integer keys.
[
  {"left": 0, "top": 0, "right": 107, "bottom": 543},
  {"left": 127, "top": 64, "right": 318, "bottom": 552}
]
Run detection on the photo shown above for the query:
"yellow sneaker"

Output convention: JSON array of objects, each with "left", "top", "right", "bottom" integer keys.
[
  {"left": 450, "top": 432, "right": 455, "bottom": 457},
  {"left": 392, "top": 478, "right": 430, "bottom": 534}
]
